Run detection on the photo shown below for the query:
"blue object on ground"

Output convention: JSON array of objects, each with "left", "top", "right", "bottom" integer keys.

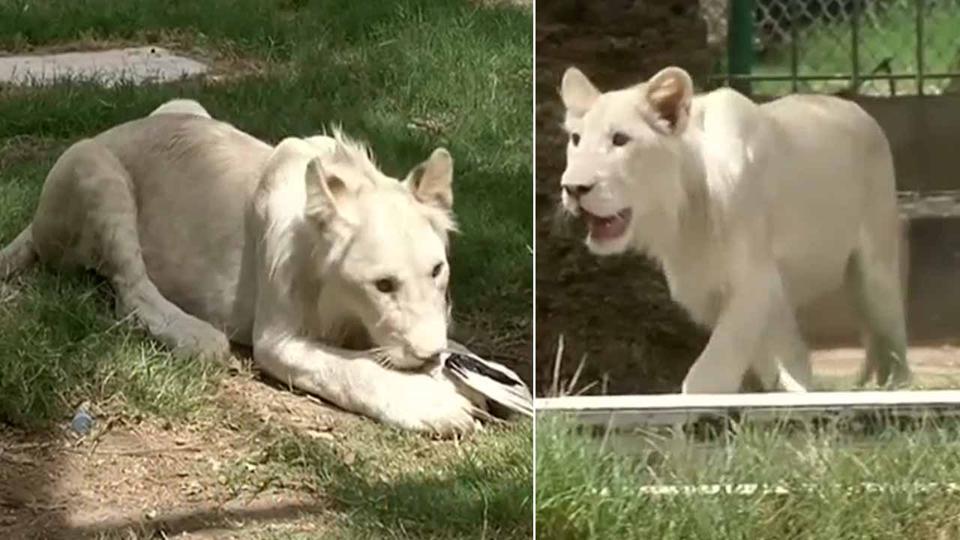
[{"left": 70, "top": 409, "right": 94, "bottom": 436}]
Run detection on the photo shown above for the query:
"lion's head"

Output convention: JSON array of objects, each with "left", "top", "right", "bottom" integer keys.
[
  {"left": 558, "top": 66, "right": 696, "bottom": 255},
  {"left": 296, "top": 133, "right": 456, "bottom": 370}
]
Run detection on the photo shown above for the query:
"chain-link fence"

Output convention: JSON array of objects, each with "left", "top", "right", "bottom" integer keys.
[{"left": 703, "top": 0, "right": 960, "bottom": 96}]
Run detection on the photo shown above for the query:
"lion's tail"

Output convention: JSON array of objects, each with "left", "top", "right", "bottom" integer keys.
[{"left": 0, "top": 225, "right": 37, "bottom": 279}]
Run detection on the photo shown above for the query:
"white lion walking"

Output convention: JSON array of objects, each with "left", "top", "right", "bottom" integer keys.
[
  {"left": 558, "top": 66, "right": 910, "bottom": 393},
  {"left": 0, "top": 100, "right": 530, "bottom": 434}
]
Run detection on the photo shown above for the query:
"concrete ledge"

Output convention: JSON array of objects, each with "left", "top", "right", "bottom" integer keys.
[
  {"left": 0, "top": 47, "right": 208, "bottom": 87},
  {"left": 536, "top": 390, "right": 960, "bottom": 427}
]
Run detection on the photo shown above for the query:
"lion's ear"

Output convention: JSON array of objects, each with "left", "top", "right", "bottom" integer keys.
[
  {"left": 304, "top": 157, "right": 349, "bottom": 223},
  {"left": 644, "top": 66, "right": 694, "bottom": 135},
  {"left": 405, "top": 148, "right": 453, "bottom": 210},
  {"left": 561, "top": 67, "right": 600, "bottom": 117}
]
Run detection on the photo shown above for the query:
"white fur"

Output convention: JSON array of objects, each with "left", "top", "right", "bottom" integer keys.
[
  {"left": 559, "top": 67, "right": 910, "bottom": 393},
  {"left": 0, "top": 99, "right": 483, "bottom": 435},
  {"left": 149, "top": 98, "right": 212, "bottom": 118}
]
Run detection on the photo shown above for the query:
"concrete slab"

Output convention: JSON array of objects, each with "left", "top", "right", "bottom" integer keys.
[{"left": 0, "top": 46, "right": 208, "bottom": 87}]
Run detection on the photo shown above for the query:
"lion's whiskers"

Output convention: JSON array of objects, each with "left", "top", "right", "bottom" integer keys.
[{"left": 369, "top": 346, "right": 397, "bottom": 369}]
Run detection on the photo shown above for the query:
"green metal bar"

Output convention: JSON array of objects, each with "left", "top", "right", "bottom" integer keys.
[
  {"left": 916, "top": 0, "right": 925, "bottom": 96},
  {"left": 728, "top": 0, "right": 754, "bottom": 94},
  {"left": 789, "top": 0, "right": 798, "bottom": 92},
  {"left": 851, "top": 0, "right": 860, "bottom": 93}
]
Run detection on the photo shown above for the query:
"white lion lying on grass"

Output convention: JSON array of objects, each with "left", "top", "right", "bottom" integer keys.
[
  {"left": 558, "top": 66, "right": 910, "bottom": 393},
  {"left": 0, "top": 100, "right": 530, "bottom": 435}
]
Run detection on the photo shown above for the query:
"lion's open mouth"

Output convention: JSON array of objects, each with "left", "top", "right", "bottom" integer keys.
[{"left": 583, "top": 208, "right": 632, "bottom": 241}]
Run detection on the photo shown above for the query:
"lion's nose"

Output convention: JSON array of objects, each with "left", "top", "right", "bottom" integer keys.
[
  {"left": 562, "top": 184, "right": 594, "bottom": 199},
  {"left": 415, "top": 352, "right": 443, "bottom": 364},
  {"left": 409, "top": 341, "right": 445, "bottom": 364}
]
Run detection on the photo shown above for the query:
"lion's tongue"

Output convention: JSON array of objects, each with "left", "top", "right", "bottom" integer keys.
[{"left": 586, "top": 212, "right": 629, "bottom": 241}]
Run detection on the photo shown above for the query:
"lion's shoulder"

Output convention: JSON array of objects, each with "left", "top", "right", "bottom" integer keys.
[{"left": 692, "top": 88, "right": 767, "bottom": 141}]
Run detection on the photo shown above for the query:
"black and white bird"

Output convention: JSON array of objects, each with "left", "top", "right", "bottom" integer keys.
[{"left": 440, "top": 341, "right": 533, "bottom": 420}]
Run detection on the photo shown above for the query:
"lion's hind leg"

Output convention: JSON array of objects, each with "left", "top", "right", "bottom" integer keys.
[
  {"left": 0, "top": 226, "right": 37, "bottom": 279},
  {"left": 847, "top": 248, "right": 910, "bottom": 387},
  {"left": 31, "top": 139, "right": 230, "bottom": 360},
  {"left": 848, "top": 147, "right": 910, "bottom": 388}
]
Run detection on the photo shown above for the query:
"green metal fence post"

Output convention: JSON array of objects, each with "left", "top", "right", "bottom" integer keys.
[{"left": 728, "top": 0, "right": 754, "bottom": 94}]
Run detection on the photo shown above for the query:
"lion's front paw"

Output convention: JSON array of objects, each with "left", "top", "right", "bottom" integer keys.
[
  {"left": 166, "top": 318, "right": 231, "bottom": 361},
  {"left": 377, "top": 372, "right": 481, "bottom": 437}
]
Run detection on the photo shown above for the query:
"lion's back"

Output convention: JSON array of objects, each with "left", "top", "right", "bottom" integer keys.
[
  {"left": 96, "top": 115, "right": 273, "bottom": 338},
  {"left": 761, "top": 94, "right": 888, "bottom": 154},
  {"left": 758, "top": 94, "right": 895, "bottom": 303}
]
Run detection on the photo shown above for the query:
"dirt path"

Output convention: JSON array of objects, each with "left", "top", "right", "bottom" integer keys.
[{"left": 812, "top": 345, "right": 960, "bottom": 389}]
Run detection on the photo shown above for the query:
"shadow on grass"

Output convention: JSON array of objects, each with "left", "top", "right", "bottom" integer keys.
[
  {"left": 245, "top": 426, "right": 533, "bottom": 539},
  {"left": 35, "top": 457, "right": 530, "bottom": 539}
]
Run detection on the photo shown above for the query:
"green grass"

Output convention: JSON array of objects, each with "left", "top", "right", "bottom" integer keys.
[
  {"left": 729, "top": 2, "right": 960, "bottom": 95},
  {"left": 0, "top": 0, "right": 531, "bottom": 537},
  {"left": 537, "top": 415, "right": 960, "bottom": 539}
]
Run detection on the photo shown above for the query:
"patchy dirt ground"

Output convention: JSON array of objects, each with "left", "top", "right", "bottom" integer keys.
[
  {"left": 1, "top": 337, "right": 531, "bottom": 539},
  {"left": 0, "top": 375, "right": 361, "bottom": 538}
]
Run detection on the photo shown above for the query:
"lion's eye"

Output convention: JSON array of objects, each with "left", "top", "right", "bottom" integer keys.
[
  {"left": 431, "top": 262, "right": 444, "bottom": 278},
  {"left": 612, "top": 132, "right": 631, "bottom": 147},
  {"left": 374, "top": 277, "right": 399, "bottom": 294},
  {"left": 570, "top": 133, "right": 581, "bottom": 146}
]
